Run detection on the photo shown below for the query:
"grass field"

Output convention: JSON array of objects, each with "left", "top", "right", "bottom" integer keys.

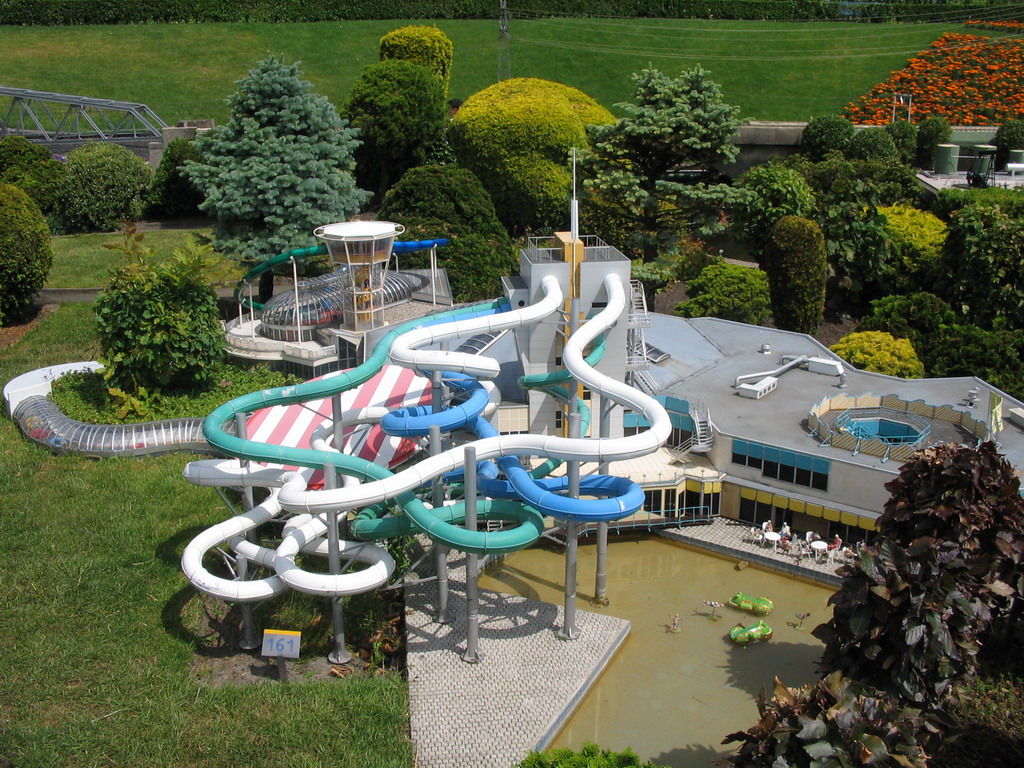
[
  {"left": 46, "top": 227, "right": 216, "bottom": 289},
  {"left": 0, "top": 304, "right": 414, "bottom": 768},
  {"left": 0, "top": 19, "right": 983, "bottom": 123}
]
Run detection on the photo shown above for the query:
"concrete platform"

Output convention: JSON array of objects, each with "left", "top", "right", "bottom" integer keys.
[{"left": 405, "top": 551, "right": 630, "bottom": 768}]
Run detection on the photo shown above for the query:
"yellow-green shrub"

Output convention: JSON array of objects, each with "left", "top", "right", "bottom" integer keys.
[
  {"left": 449, "top": 78, "right": 614, "bottom": 234},
  {"left": 879, "top": 204, "right": 946, "bottom": 292},
  {"left": 830, "top": 330, "right": 924, "bottom": 379},
  {"left": 379, "top": 25, "right": 453, "bottom": 97}
]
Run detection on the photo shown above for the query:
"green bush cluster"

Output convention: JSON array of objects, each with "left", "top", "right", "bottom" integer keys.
[
  {"left": 378, "top": 164, "right": 517, "bottom": 302},
  {"left": 885, "top": 120, "right": 917, "bottom": 165},
  {"left": 785, "top": 152, "right": 920, "bottom": 208},
  {"left": 763, "top": 215, "right": 826, "bottom": 334},
  {"left": 830, "top": 330, "right": 924, "bottom": 379},
  {"left": 930, "top": 185, "right": 1024, "bottom": 222},
  {"left": 858, "top": 292, "right": 958, "bottom": 353},
  {"left": 800, "top": 115, "right": 854, "bottom": 160},
  {"left": 0, "top": 182, "right": 54, "bottom": 326},
  {"left": 449, "top": 78, "right": 613, "bottom": 234},
  {"left": 379, "top": 25, "right": 453, "bottom": 97},
  {"left": 0, "top": 135, "right": 64, "bottom": 215},
  {"left": 58, "top": 142, "right": 152, "bottom": 232},
  {"left": 0, "top": 0, "right": 977, "bottom": 24},
  {"left": 731, "top": 161, "right": 815, "bottom": 257},
  {"left": 144, "top": 138, "right": 204, "bottom": 220},
  {"left": 517, "top": 740, "right": 655, "bottom": 767},
  {"left": 676, "top": 262, "right": 771, "bottom": 326},
  {"left": 95, "top": 233, "right": 226, "bottom": 394}
]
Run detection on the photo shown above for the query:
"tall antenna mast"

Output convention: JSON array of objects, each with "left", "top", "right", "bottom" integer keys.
[
  {"left": 570, "top": 148, "right": 579, "bottom": 241},
  {"left": 498, "top": 0, "right": 511, "bottom": 81}
]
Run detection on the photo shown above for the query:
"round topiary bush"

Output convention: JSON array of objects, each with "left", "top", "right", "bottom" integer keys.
[
  {"left": 449, "top": 78, "right": 614, "bottom": 234},
  {"left": 676, "top": 262, "right": 771, "bottom": 325},
  {"left": 0, "top": 135, "right": 65, "bottom": 215},
  {"left": 830, "top": 330, "right": 925, "bottom": 379},
  {"left": 801, "top": 115, "right": 855, "bottom": 160},
  {"left": 915, "top": 115, "right": 951, "bottom": 169},
  {"left": 58, "top": 142, "right": 152, "bottom": 232},
  {"left": 0, "top": 182, "right": 54, "bottom": 325},
  {"left": 858, "top": 292, "right": 958, "bottom": 353},
  {"left": 848, "top": 128, "right": 898, "bottom": 161},
  {"left": 763, "top": 215, "right": 827, "bottom": 334},
  {"left": 994, "top": 118, "right": 1024, "bottom": 169},
  {"left": 379, "top": 25, "right": 453, "bottom": 97},
  {"left": 145, "top": 138, "right": 204, "bottom": 219},
  {"left": 884, "top": 120, "right": 917, "bottom": 165}
]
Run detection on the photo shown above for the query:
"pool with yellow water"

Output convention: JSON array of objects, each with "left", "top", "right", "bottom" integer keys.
[{"left": 479, "top": 535, "right": 836, "bottom": 767}]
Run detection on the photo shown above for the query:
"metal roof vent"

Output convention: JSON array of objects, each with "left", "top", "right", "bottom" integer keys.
[{"left": 759, "top": 343, "right": 772, "bottom": 355}]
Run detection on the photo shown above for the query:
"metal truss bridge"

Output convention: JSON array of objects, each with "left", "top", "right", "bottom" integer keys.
[{"left": 0, "top": 86, "right": 167, "bottom": 144}]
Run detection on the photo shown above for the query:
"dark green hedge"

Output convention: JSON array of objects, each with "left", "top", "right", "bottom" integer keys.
[{"left": 0, "top": 0, "right": 991, "bottom": 25}]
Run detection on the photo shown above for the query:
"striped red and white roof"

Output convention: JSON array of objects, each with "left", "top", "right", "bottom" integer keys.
[{"left": 246, "top": 365, "right": 432, "bottom": 488}]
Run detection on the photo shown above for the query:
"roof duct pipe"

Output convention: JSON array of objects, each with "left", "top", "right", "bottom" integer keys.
[{"left": 733, "top": 355, "right": 810, "bottom": 389}]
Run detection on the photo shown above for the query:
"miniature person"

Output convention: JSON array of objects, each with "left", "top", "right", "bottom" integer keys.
[
  {"left": 762, "top": 520, "right": 774, "bottom": 534},
  {"left": 670, "top": 613, "right": 681, "bottom": 632},
  {"left": 829, "top": 534, "right": 842, "bottom": 550},
  {"left": 779, "top": 522, "right": 791, "bottom": 538}
]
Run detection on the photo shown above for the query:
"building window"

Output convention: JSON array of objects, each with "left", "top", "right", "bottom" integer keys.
[{"left": 732, "top": 439, "right": 829, "bottom": 492}]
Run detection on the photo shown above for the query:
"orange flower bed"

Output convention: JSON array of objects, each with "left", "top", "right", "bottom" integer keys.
[
  {"left": 843, "top": 32, "right": 1024, "bottom": 126},
  {"left": 965, "top": 19, "right": 1024, "bottom": 33}
]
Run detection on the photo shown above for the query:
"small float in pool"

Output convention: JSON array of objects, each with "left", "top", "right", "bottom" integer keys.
[
  {"left": 730, "top": 620, "right": 773, "bottom": 646},
  {"left": 729, "top": 592, "right": 774, "bottom": 615}
]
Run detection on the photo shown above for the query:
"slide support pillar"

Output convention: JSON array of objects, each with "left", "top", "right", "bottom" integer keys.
[
  {"left": 594, "top": 522, "right": 609, "bottom": 606},
  {"left": 430, "top": 424, "right": 450, "bottom": 624},
  {"left": 559, "top": 406, "right": 583, "bottom": 641},
  {"left": 324, "top": 464, "right": 352, "bottom": 664},
  {"left": 462, "top": 446, "right": 481, "bottom": 663}
]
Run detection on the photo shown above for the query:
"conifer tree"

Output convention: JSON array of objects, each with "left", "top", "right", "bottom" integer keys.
[
  {"left": 186, "top": 56, "right": 369, "bottom": 274},
  {"left": 581, "top": 66, "right": 744, "bottom": 263}
]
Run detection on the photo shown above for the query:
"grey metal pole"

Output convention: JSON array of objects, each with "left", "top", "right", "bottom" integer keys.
[
  {"left": 234, "top": 411, "right": 259, "bottom": 649},
  {"left": 332, "top": 392, "right": 343, "bottom": 451},
  {"left": 594, "top": 387, "right": 612, "bottom": 605},
  {"left": 462, "top": 446, "right": 481, "bottom": 663},
  {"left": 430, "top": 424, "right": 450, "bottom": 624},
  {"left": 236, "top": 554, "right": 259, "bottom": 650},
  {"left": 559, "top": 409, "right": 582, "bottom": 640},
  {"left": 323, "top": 464, "right": 352, "bottom": 664}
]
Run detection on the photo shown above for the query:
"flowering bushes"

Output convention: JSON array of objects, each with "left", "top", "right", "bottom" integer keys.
[{"left": 844, "top": 33, "right": 1024, "bottom": 126}]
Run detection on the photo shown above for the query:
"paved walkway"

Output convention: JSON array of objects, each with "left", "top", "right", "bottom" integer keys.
[{"left": 403, "top": 518, "right": 844, "bottom": 767}]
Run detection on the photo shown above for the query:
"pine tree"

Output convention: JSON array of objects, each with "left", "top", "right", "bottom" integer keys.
[
  {"left": 580, "top": 66, "right": 744, "bottom": 263},
  {"left": 186, "top": 56, "right": 369, "bottom": 271}
]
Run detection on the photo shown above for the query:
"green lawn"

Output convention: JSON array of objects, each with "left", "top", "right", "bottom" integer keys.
[
  {"left": 47, "top": 227, "right": 215, "bottom": 289},
  {"left": 0, "top": 304, "right": 413, "bottom": 768},
  {"left": 0, "top": 19, "right": 981, "bottom": 122}
]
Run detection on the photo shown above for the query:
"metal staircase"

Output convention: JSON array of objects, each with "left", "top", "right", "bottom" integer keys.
[
  {"left": 689, "top": 399, "right": 714, "bottom": 453},
  {"left": 626, "top": 280, "right": 651, "bottom": 376}
]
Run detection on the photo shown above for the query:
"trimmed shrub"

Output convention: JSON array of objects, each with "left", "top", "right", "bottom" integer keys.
[
  {"left": 858, "top": 292, "right": 958, "bottom": 353},
  {"left": 378, "top": 165, "right": 516, "bottom": 302},
  {"left": 144, "top": 138, "right": 204, "bottom": 219},
  {"left": 449, "top": 78, "right": 614, "bottom": 234},
  {"left": 378, "top": 164, "right": 506, "bottom": 239},
  {"left": 930, "top": 185, "right": 1024, "bottom": 222},
  {"left": 994, "top": 119, "right": 1024, "bottom": 170},
  {"left": 0, "top": 135, "right": 64, "bottom": 214},
  {"left": 885, "top": 120, "right": 917, "bottom": 165},
  {"left": 878, "top": 204, "right": 947, "bottom": 292},
  {"left": 676, "top": 262, "right": 771, "bottom": 325},
  {"left": 763, "top": 215, "right": 826, "bottom": 334},
  {"left": 848, "top": 127, "right": 897, "bottom": 161},
  {"left": 939, "top": 204, "right": 1024, "bottom": 329},
  {"left": 800, "top": 114, "right": 854, "bottom": 160},
  {"left": 344, "top": 60, "right": 447, "bottom": 201},
  {"left": 924, "top": 324, "right": 1024, "bottom": 398},
  {"left": 731, "top": 161, "right": 815, "bottom": 258},
  {"left": 379, "top": 25, "right": 453, "bottom": 97},
  {"left": 830, "top": 330, "right": 925, "bottom": 378},
  {"left": 58, "top": 142, "right": 151, "bottom": 232},
  {"left": 95, "top": 232, "right": 225, "bottom": 394},
  {"left": 915, "top": 115, "right": 952, "bottom": 169},
  {"left": 517, "top": 740, "right": 656, "bottom": 767},
  {"left": 0, "top": 183, "right": 53, "bottom": 325}
]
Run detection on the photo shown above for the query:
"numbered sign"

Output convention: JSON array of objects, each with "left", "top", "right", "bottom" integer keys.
[{"left": 261, "top": 629, "right": 301, "bottom": 659}]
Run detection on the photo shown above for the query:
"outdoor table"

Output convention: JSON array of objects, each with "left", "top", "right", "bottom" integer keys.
[
  {"left": 763, "top": 531, "right": 781, "bottom": 550},
  {"left": 811, "top": 540, "right": 828, "bottom": 561}
]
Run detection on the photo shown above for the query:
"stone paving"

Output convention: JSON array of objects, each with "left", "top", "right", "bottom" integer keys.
[
  {"left": 404, "top": 518, "right": 843, "bottom": 767},
  {"left": 405, "top": 550, "right": 630, "bottom": 768}
]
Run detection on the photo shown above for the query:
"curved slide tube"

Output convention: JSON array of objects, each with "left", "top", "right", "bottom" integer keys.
[{"left": 13, "top": 395, "right": 211, "bottom": 458}]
